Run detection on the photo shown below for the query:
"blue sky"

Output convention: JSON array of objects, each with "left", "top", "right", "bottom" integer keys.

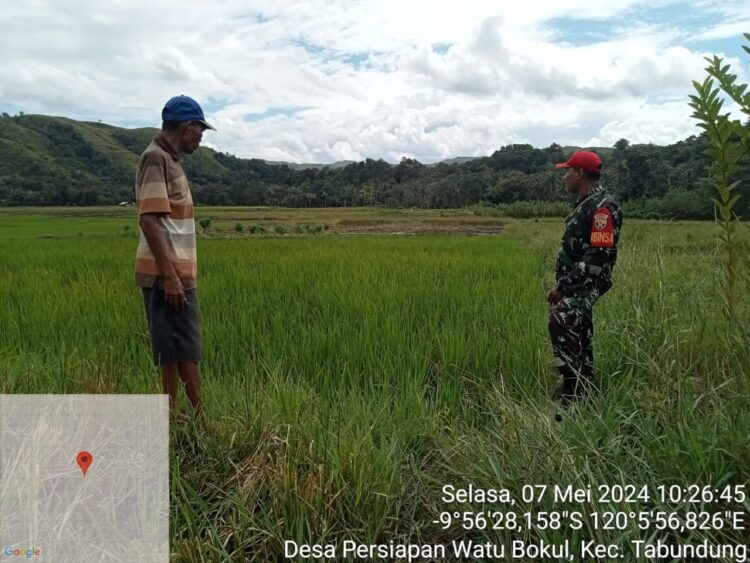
[
  {"left": 551, "top": 3, "right": 746, "bottom": 60},
  {"left": 0, "top": 0, "right": 748, "bottom": 163}
]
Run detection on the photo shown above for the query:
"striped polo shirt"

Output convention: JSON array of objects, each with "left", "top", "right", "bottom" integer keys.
[{"left": 134, "top": 134, "right": 197, "bottom": 289}]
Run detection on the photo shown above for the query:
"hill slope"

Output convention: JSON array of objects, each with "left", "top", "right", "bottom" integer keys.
[
  {"left": 0, "top": 115, "right": 231, "bottom": 204},
  {"left": 0, "top": 114, "right": 732, "bottom": 220}
]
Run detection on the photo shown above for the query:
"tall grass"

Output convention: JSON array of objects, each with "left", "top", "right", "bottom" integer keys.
[{"left": 0, "top": 212, "right": 747, "bottom": 560}]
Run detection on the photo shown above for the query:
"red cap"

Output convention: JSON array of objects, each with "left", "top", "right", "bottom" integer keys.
[{"left": 555, "top": 151, "right": 602, "bottom": 172}]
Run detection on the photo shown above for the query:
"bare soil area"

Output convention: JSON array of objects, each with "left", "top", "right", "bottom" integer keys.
[{"left": 335, "top": 223, "right": 504, "bottom": 235}]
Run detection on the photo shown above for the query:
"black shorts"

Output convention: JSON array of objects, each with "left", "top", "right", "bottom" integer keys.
[{"left": 142, "top": 285, "right": 202, "bottom": 366}]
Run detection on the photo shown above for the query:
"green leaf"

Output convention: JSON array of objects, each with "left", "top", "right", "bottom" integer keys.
[{"left": 727, "top": 181, "right": 741, "bottom": 192}]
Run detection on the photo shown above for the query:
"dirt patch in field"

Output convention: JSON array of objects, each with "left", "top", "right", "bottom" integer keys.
[{"left": 335, "top": 223, "right": 504, "bottom": 235}]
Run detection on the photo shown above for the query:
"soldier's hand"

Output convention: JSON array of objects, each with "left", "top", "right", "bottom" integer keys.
[
  {"left": 547, "top": 288, "right": 563, "bottom": 305},
  {"left": 164, "top": 274, "right": 186, "bottom": 312}
]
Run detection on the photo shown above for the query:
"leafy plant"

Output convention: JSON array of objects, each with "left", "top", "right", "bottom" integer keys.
[
  {"left": 303, "top": 224, "right": 324, "bottom": 234},
  {"left": 688, "top": 33, "right": 750, "bottom": 317}
]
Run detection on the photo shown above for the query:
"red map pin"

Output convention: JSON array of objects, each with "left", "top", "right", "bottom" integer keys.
[{"left": 76, "top": 451, "right": 93, "bottom": 477}]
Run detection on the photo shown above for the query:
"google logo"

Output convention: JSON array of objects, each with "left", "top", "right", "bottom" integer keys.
[{"left": 3, "top": 546, "right": 42, "bottom": 559}]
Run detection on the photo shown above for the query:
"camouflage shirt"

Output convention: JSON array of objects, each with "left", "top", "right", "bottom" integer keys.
[{"left": 555, "top": 185, "right": 622, "bottom": 297}]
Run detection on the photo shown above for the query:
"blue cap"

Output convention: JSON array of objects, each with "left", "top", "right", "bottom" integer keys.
[{"left": 161, "top": 95, "right": 216, "bottom": 130}]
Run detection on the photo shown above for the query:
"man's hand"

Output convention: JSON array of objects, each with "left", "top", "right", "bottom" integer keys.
[
  {"left": 547, "top": 287, "right": 564, "bottom": 305},
  {"left": 164, "top": 274, "right": 186, "bottom": 312},
  {"left": 139, "top": 213, "right": 184, "bottom": 311}
]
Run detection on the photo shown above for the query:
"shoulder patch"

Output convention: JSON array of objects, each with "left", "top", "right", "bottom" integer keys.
[{"left": 591, "top": 207, "right": 614, "bottom": 247}]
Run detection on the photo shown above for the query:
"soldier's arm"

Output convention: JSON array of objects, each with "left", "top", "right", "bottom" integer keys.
[{"left": 556, "top": 201, "right": 622, "bottom": 295}]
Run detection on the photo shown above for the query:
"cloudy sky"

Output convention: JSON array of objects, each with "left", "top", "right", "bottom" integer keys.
[{"left": 1, "top": 1, "right": 748, "bottom": 163}]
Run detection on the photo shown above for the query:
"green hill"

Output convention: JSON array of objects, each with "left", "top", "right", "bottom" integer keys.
[
  {"left": 0, "top": 115, "right": 230, "bottom": 205},
  {"left": 0, "top": 113, "right": 737, "bottom": 219}
]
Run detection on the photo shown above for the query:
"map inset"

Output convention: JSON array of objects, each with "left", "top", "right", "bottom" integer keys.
[{"left": 0, "top": 395, "right": 168, "bottom": 562}]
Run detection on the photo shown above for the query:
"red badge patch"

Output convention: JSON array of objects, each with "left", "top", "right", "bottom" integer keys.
[{"left": 590, "top": 208, "right": 614, "bottom": 247}]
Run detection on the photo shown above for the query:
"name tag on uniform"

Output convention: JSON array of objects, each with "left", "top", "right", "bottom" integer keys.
[{"left": 590, "top": 208, "right": 614, "bottom": 247}]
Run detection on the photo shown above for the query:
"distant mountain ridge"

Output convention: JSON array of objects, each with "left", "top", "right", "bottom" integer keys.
[
  {"left": 267, "top": 157, "right": 485, "bottom": 169},
  {"left": 263, "top": 159, "right": 357, "bottom": 170}
]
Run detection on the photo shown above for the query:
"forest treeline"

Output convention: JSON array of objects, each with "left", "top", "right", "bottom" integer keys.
[{"left": 1, "top": 114, "right": 747, "bottom": 218}]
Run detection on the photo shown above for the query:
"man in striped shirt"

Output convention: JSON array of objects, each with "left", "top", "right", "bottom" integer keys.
[{"left": 135, "top": 95, "right": 215, "bottom": 421}]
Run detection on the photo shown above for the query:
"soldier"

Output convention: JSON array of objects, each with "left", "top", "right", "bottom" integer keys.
[{"left": 547, "top": 151, "right": 622, "bottom": 419}]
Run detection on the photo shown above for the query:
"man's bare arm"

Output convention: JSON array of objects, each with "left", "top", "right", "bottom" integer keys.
[{"left": 139, "top": 213, "right": 185, "bottom": 311}]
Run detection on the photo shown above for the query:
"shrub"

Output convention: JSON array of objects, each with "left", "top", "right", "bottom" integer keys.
[
  {"left": 689, "top": 35, "right": 750, "bottom": 317},
  {"left": 303, "top": 224, "right": 323, "bottom": 234},
  {"left": 494, "top": 200, "right": 570, "bottom": 218},
  {"left": 622, "top": 191, "right": 713, "bottom": 220}
]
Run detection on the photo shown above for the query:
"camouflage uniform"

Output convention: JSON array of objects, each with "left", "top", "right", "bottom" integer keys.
[{"left": 549, "top": 185, "right": 622, "bottom": 403}]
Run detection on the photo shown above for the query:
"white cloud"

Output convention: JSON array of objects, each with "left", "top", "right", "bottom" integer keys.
[
  {"left": 692, "top": 20, "right": 750, "bottom": 41},
  {"left": 587, "top": 100, "right": 698, "bottom": 146},
  {"left": 0, "top": 0, "right": 745, "bottom": 162}
]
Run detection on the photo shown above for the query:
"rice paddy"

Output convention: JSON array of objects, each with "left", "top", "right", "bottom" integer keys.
[{"left": 0, "top": 206, "right": 748, "bottom": 561}]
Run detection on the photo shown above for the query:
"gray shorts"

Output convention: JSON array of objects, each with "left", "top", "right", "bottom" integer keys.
[{"left": 142, "top": 284, "right": 202, "bottom": 366}]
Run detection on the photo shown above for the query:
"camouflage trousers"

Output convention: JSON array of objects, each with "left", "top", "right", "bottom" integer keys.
[{"left": 548, "top": 288, "right": 600, "bottom": 401}]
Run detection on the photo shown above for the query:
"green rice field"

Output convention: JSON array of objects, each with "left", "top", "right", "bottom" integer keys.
[{"left": 0, "top": 206, "right": 748, "bottom": 561}]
